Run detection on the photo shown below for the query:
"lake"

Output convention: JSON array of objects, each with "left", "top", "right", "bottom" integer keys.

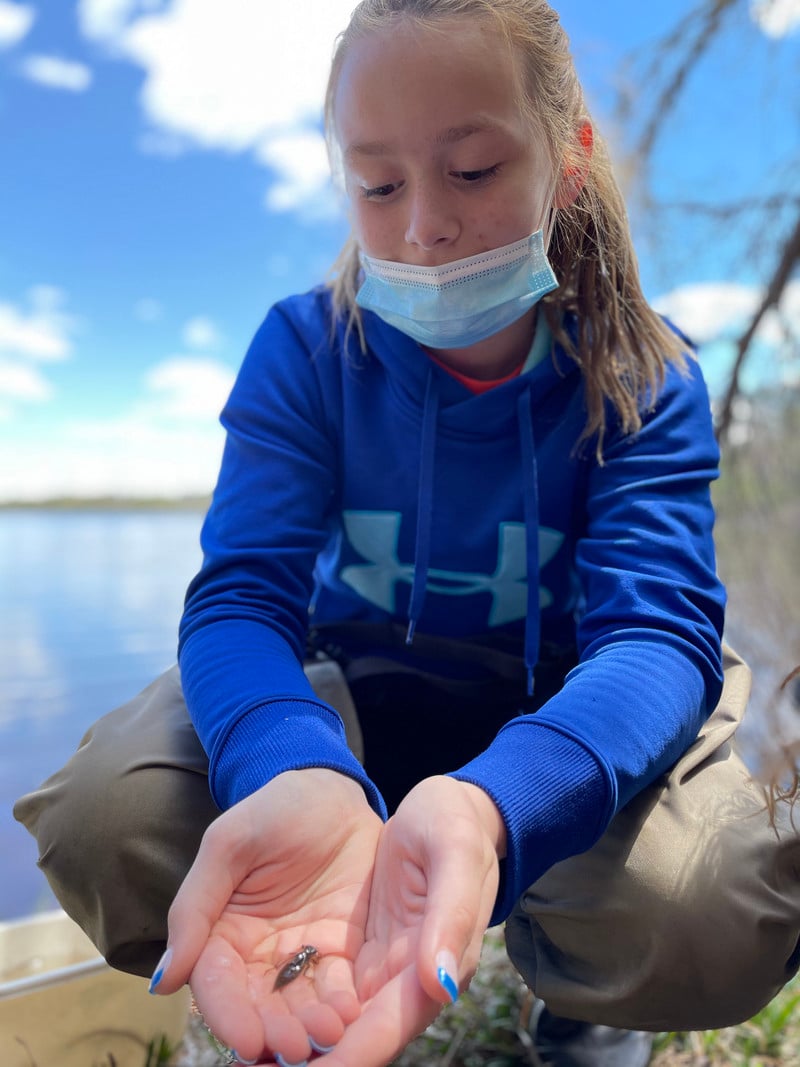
[
  {"left": 0, "top": 508, "right": 205, "bottom": 921},
  {"left": 2, "top": 508, "right": 796, "bottom": 924}
]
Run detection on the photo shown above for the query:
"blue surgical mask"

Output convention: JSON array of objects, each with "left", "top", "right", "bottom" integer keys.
[{"left": 355, "top": 230, "right": 558, "bottom": 349}]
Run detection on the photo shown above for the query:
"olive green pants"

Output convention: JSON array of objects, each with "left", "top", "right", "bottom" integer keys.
[{"left": 14, "top": 648, "right": 800, "bottom": 1031}]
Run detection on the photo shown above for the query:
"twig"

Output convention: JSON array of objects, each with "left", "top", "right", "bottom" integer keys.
[
  {"left": 635, "top": 0, "right": 741, "bottom": 160},
  {"left": 440, "top": 1020, "right": 471, "bottom": 1067},
  {"left": 716, "top": 205, "right": 800, "bottom": 446},
  {"left": 655, "top": 193, "right": 800, "bottom": 220},
  {"left": 13, "top": 1037, "right": 38, "bottom": 1067}
]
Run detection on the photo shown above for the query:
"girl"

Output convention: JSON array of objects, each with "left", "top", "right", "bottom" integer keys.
[{"left": 16, "top": 2, "right": 800, "bottom": 1066}]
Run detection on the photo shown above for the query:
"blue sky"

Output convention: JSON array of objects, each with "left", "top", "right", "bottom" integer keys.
[{"left": 0, "top": 0, "right": 798, "bottom": 501}]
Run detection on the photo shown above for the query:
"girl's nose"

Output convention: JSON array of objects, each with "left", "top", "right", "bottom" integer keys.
[{"left": 404, "top": 183, "right": 460, "bottom": 251}]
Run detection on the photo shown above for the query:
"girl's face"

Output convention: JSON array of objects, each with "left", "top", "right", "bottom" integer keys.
[{"left": 333, "top": 19, "right": 554, "bottom": 268}]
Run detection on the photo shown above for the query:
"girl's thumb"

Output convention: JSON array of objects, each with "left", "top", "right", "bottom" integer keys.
[{"left": 148, "top": 945, "right": 174, "bottom": 995}]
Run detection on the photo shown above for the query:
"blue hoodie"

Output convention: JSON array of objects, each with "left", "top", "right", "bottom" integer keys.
[{"left": 178, "top": 285, "right": 725, "bottom": 925}]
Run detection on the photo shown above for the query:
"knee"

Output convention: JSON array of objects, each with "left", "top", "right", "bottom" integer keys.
[
  {"left": 16, "top": 735, "right": 128, "bottom": 880},
  {"left": 631, "top": 806, "right": 800, "bottom": 1027},
  {"left": 639, "top": 884, "right": 799, "bottom": 1029},
  {"left": 506, "top": 815, "right": 800, "bottom": 1030},
  {"left": 507, "top": 891, "right": 799, "bottom": 1031},
  {"left": 15, "top": 702, "right": 217, "bottom": 913}
]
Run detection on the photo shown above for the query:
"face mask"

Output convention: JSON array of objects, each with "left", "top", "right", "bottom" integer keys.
[{"left": 355, "top": 230, "right": 558, "bottom": 349}]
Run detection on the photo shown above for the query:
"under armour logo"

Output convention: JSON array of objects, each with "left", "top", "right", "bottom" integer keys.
[{"left": 340, "top": 510, "right": 563, "bottom": 626}]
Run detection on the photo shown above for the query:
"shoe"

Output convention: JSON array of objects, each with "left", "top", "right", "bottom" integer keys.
[{"left": 529, "top": 1002, "right": 653, "bottom": 1067}]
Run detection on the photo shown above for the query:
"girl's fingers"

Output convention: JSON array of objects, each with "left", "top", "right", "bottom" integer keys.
[
  {"left": 150, "top": 821, "right": 241, "bottom": 992},
  {"left": 193, "top": 944, "right": 363, "bottom": 1064},
  {"left": 415, "top": 837, "right": 496, "bottom": 1004},
  {"left": 294, "top": 999, "right": 347, "bottom": 1055},
  {"left": 399, "top": 779, "right": 501, "bottom": 1005},
  {"left": 189, "top": 936, "right": 265, "bottom": 1056},
  {"left": 313, "top": 952, "right": 362, "bottom": 1024},
  {"left": 319, "top": 964, "right": 440, "bottom": 1067}
]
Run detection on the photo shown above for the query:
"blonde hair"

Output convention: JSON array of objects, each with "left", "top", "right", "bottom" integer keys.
[{"left": 324, "top": 0, "right": 687, "bottom": 454}]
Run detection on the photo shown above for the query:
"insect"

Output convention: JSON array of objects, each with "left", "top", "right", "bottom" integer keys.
[{"left": 273, "top": 945, "right": 321, "bottom": 991}]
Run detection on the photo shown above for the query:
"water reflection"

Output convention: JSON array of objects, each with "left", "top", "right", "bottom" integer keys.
[{"left": 0, "top": 509, "right": 204, "bottom": 920}]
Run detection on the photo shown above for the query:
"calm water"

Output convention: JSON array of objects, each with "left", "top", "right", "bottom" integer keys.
[{"left": 0, "top": 509, "right": 205, "bottom": 920}]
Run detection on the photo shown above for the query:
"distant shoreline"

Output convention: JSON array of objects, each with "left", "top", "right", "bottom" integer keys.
[{"left": 0, "top": 496, "right": 211, "bottom": 511}]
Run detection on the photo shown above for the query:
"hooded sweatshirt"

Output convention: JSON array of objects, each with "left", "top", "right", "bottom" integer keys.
[{"left": 178, "top": 285, "right": 725, "bottom": 925}]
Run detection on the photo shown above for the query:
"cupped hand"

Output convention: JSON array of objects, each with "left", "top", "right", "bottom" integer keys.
[
  {"left": 150, "top": 768, "right": 383, "bottom": 1065},
  {"left": 320, "top": 775, "right": 504, "bottom": 1067}
]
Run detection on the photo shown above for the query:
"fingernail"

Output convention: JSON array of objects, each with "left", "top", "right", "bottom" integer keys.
[
  {"left": 435, "top": 949, "right": 459, "bottom": 1003},
  {"left": 310, "top": 1037, "right": 336, "bottom": 1054},
  {"left": 275, "top": 1056, "right": 307, "bottom": 1067},
  {"left": 232, "top": 1056, "right": 259, "bottom": 1066},
  {"left": 148, "top": 946, "right": 172, "bottom": 994}
]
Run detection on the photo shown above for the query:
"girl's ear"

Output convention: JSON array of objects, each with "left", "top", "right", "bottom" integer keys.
[{"left": 555, "top": 120, "right": 593, "bottom": 210}]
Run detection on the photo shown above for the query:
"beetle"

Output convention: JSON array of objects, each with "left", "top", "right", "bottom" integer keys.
[{"left": 273, "top": 945, "right": 321, "bottom": 991}]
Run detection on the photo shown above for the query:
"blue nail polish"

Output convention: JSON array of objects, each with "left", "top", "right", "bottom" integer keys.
[
  {"left": 309, "top": 1038, "right": 336, "bottom": 1054},
  {"left": 232, "top": 1055, "right": 259, "bottom": 1066},
  {"left": 147, "top": 947, "right": 172, "bottom": 994},
  {"left": 437, "top": 965, "right": 459, "bottom": 1004},
  {"left": 275, "top": 1055, "right": 307, "bottom": 1067}
]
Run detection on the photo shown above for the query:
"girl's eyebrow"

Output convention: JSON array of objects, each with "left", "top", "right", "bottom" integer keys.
[
  {"left": 433, "top": 122, "right": 494, "bottom": 147},
  {"left": 345, "top": 120, "right": 502, "bottom": 162},
  {"left": 345, "top": 139, "right": 392, "bottom": 161}
]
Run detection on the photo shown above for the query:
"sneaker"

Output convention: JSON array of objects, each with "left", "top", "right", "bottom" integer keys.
[{"left": 529, "top": 1002, "right": 653, "bottom": 1067}]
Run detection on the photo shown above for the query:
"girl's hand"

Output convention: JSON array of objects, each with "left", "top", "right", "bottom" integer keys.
[
  {"left": 321, "top": 775, "right": 504, "bottom": 1067},
  {"left": 150, "top": 768, "right": 383, "bottom": 1066}
]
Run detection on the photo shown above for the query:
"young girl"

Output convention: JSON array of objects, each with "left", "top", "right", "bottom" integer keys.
[{"left": 16, "top": 2, "right": 800, "bottom": 1066}]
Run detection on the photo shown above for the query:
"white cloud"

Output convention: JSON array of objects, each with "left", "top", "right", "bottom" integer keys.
[
  {"left": 258, "top": 131, "right": 341, "bottom": 217},
  {"left": 0, "top": 349, "right": 232, "bottom": 500},
  {"left": 653, "top": 283, "right": 759, "bottom": 344},
  {"left": 0, "top": 288, "right": 79, "bottom": 422},
  {"left": 654, "top": 280, "right": 800, "bottom": 396},
  {"left": 0, "top": 360, "right": 52, "bottom": 404},
  {"left": 20, "top": 54, "right": 93, "bottom": 91},
  {"left": 0, "top": 287, "right": 75, "bottom": 361},
  {"left": 76, "top": 0, "right": 356, "bottom": 214},
  {"left": 653, "top": 280, "right": 800, "bottom": 348},
  {"left": 750, "top": 0, "right": 800, "bottom": 37},
  {"left": 0, "top": 1, "right": 34, "bottom": 49},
  {"left": 0, "top": 418, "right": 226, "bottom": 501},
  {"left": 143, "top": 355, "right": 234, "bottom": 419},
  {"left": 182, "top": 316, "right": 221, "bottom": 350},
  {"left": 77, "top": 0, "right": 140, "bottom": 42}
]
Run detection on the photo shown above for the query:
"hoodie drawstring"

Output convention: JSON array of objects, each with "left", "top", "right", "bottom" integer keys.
[
  {"left": 517, "top": 387, "right": 541, "bottom": 696},
  {"left": 406, "top": 369, "right": 439, "bottom": 644},
  {"left": 405, "top": 373, "right": 541, "bottom": 698}
]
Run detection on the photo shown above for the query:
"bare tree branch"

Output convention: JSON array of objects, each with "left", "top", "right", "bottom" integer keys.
[
  {"left": 634, "top": 0, "right": 741, "bottom": 159},
  {"left": 616, "top": 0, "right": 799, "bottom": 437},
  {"left": 716, "top": 205, "right": 800, "bottom": 446},
  {"left": 656, "top": 193, "right": 800, "bottom": 220}
]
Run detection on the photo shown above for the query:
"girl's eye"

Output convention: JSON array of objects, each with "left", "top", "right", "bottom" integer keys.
[
  {"left": 456, "top": 165, "right": 500, "bottom": 183},
  {"left": 361, "top": 182, "right": 401, "bottom": 200}
]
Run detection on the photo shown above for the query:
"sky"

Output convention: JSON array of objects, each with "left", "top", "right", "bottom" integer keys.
[{"left": 0, "top": 0, "right": 798, "bottom": 502}]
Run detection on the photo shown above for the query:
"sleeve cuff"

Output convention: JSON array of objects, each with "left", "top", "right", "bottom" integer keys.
[
  {"left": 450, "top": 719, "right": 615, "bottom": 925},
  {"left": 212, "top": 697, "right": 388, "bottom": 820}
]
